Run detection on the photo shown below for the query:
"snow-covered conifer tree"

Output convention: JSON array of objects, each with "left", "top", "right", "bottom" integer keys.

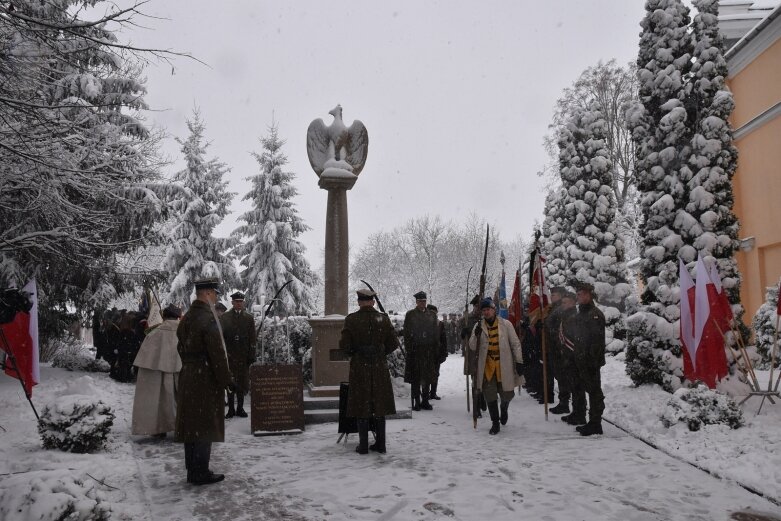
[
  {"left": 687, "top": 0, "right": 745, "bottom": 335},
  {"left": 752, "top": 280, "right": 781, "bottom": 368},
  {"left": 541, "top": 187, "right": 570, "bottom": 289},
  {"left": 163, "top": 111, "right": 238, "bottom": 306},
  {"left": 625, "top": 0, "right": 694, "bottom": 390},
  {"left": 232, "top": 124, "right": 317, "bottom": 315}
]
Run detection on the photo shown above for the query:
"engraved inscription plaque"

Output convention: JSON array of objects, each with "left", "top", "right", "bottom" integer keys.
[{"left": 250, "top": 364, "right": 304, "bottom": 435}]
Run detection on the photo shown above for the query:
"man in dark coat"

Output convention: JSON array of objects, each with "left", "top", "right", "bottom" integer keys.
[
  {"left": 544, "top": 287, "right": 567, "bottom": 413},
  {"left": 340, "top": 289, "right": 400, "bottom": 454},
  {"left": 549, "top": 291, "right": 577, "bottom": 414},
  {"left": 220, "top": 291, "right": 256, "bottom": 419},
  {"left": 560, "top": 282, "right": 606, "bottom": 436},
  {"left": 175, "top": 277, "right": 234, "bottom": 485},
  {"left": 426, "top": 304, "right": 449, "bottom": 400},
  {"left": 403, "top": 291, "right": 438, "bottom": 411}
]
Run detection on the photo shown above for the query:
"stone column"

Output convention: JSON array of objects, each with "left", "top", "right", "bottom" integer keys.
[{"left": 323, "top": 188, "right": 349, "bottom": 315}]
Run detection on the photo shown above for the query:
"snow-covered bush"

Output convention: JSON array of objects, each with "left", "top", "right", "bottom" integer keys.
[
  {"left": 38, "top": 395, "right": 115, "bottom": 453},
  {"left": 660, "top": 385, "right": 744, "bottom": 431},
  {"left": 0, "top": 470, "right": 112, "bottom": 521},
  {"left": 50, "top": 337, "right": 110, "bottom": 373},
  {"left": 752, "top": 281, "right": 780, "bottom": 368},
  {"left": 257, "top": 316, "right": 312, "bottom": 382},
  {"left": 387, "top": 313, "right": 406, "bottom": 379}
]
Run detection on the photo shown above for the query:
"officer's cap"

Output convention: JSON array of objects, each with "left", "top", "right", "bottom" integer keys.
[
  {"left": 230, "top": 291, "right": 245, "bottom": 301},
  {"left": 194, "top": 277, "right": 221, "bottom": 293},
  {"left": 561, "top": 291, "right": 576, "bottom": 301},
  {"left": 480, "top": 297, "right": 496, "bottom": 310},
  {"left": 426, "top": 304, "right": 438, "bottom": 313},
  {"left": 413, "top": 291, "right": 427, "bottom": 300},
  {"left": 356, "top": 288, "right": 376, "bottom": 301},
  {"left": 550, "top": 286, "right": 567, "bottom": 295},
  {"left": 215, "top": 302, "right": 228, "bottom": 312}
]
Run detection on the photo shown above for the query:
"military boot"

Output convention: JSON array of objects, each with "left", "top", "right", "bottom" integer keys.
[
  {"left": 356, "top": 419, "right": 369, "bottom": 454},
  {"left": 578, "top": 422, "right": 603, "bottom": 436},
  {"left": 225, "top": 392, "right": 235, "bottom": 419},
  {"left": 369, "top": 417, "right": 386, "bottom": 453},
  {"left": 236, "top": 394, "right": 248, "bottom": 418},
  {"left": 500, "top": 400, "right": 510, "bottom": 425},
  {"left": 561, "top": 413, "right": 586, "bottom": 425},
  {"left": 420, "top": 384, "right": 433, "bottom": 410},
  {"left": 191, "top": 471, "right": 225, "bottom": 485},
  {"left": 487, "top": 400, "right": 501, "bottom": 435},
  {"left": 549, "top": 401, "right": 570, "bottom": 414}
]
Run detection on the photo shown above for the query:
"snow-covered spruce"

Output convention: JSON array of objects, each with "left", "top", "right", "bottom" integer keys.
[
  {"left": 0, "top": 470, "right": 112, "bottom": 521},
  {"left": 541, "top": 187, "right": 570, "bottom": 289},
  {"left": 625, "top": 0, "right": 694, "bottom": 390},
  {"left": 162, "top": 109, "right": 238, "bottom": 306},
  {"left": 232, "top": 123, "right": 318, "bottom": 315},
  {"left": 558, "top": 104, "right": 630, "bottom": 351},
  {"left": 752, "top": 280, "right": 781, "bottom": 368},
  {"left": 38, "top": 395, "right": 114, "bottom": 453},
  {"left": 660, "top": 384, "right": 744, "bottom": 431},
  {"left": 50, "top": 337, "right": 110, "bottom": 373}
]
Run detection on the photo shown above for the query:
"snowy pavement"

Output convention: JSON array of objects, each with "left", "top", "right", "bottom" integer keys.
[{"left": 2, "top": 355, "right": 781, "bottom": 520}]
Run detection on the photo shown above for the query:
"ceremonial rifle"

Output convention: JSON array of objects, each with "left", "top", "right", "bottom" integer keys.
[
  {"left": 464, "top": 266, "right": 473, "bottom": 413},
  {"left": 473, "top": 225, "right": 489, "bottom": 429}
]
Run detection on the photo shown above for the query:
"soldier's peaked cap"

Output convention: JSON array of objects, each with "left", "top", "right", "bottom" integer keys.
[
  {"left": 356, "top": 288, "right": 376, "bottom": 300},
  {"left": 230, "top": 291, "right": 245, "bottom": 301},
  {"left": 194, "top": 277, "right": 221, "bottom": 292},
  {"left": 215, "top": 302, "right": 228, "bottom": 311},
  {"left": 550, "top": 286, "right": 567, "bottom": 295},
  {"left": 574, "top": 281, "right": 594, "bottom": 293},
  {"left": 414, "top": 291, "right": 427, "bottom": 300}
]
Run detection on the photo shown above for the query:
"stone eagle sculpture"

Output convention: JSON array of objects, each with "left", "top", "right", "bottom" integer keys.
[{"left": 306, "top": 105, "right": 369, "bottom": 179}]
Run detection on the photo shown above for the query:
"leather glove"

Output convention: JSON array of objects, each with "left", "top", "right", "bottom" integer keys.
[
  {"left": 516, "top": 362, "right": 524, "bottom": 376},
  {"left": 226, "top": 381, "right": 237, "bottom": 394},
  {"left": 473, "top": 325, "right": 482, "bottom": 339}
]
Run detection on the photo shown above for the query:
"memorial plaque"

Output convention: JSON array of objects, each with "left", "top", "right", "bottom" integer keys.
[{"left": 250, "top": 364, "right": 304, "bottom": 435}]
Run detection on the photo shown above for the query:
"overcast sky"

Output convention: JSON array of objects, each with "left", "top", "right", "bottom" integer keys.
[{"left": 125, "top": 1, "right": 647, "bottom": 269}]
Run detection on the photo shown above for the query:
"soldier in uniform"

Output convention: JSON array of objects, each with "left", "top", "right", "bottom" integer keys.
[
  {"left": 560, "top": 281, "right": 606, "bottom": 436},
  {"left": 468, "top": 298, "right": 524, "bottom": 435},
  {"left": 175, "top": 277, "right": 234, "bottom": 485},
  {"left": 550, "top": 291, "right": 577, "bottom": 414},
  {"left": 340, "top": 289, "right": 400, "bottom": 454},
  {"left": 220, "top": 291, "right": 257, "bottom": 419},
  {"left": 426, "top": 304, "right": 449, "bottom": 400},
  {"left": 403, "top": 291, "right": 438, "bottom": 411},
  {"left": 461, "top": 295, "right": 484, "bottom": 417},
  {"left": 544, "top": 287, "right": 568, "bottom": 413}
]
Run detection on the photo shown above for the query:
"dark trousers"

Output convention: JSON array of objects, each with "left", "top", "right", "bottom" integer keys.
[
  {"left": 412, "top": 376, "right": 430, "bottom": 404},
  {"left": 184, "top": 441, "right": 212, "bottom": 477},
  {"left": 553, "top": 352, "right": 574, "bottom": 404},
  {"left": 571, "top": 365, "right": 604, "bottom": 424}
]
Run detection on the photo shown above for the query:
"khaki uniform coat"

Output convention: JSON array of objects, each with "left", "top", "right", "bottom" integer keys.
[
  {"left": 340, "top": 306, "right": 400, "bottom": 418},
  {"left": 468, "top": 317, "right": 524, "bottom": 391},
  {"left": 403, "top": 307, "right": 439, "bottom": 382},
  {"left": 131, "top": 320, "right": 182, "bottom": 435},
  {"left": 174, "top": 300, "right": 233, "bottom": 443},
  {"left": 220, "top": 309, "right": 256, "bottom": 394}
]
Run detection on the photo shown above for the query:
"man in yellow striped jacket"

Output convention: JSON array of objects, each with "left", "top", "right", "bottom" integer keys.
[{"left": 468, "top": 297, "right": 524, "bottom": 435}]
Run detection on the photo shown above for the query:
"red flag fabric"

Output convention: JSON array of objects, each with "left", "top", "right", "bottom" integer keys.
[
  {"left": 0, "top": 311, "right": 36, "bottom": 395},
  {"left": 692, "top": 257, "right": 729, "bottom": 388},
  {"left": 707, "top": 261, "right": 733, "bottom": 332},
  {"left": 507, "top": 270, "right": 522, "bottom": 327},
  {"left": 679, "top": 259, "right": 697, "bottom": 381},
  {"left": 527, "top": 250, "right": 549, "bottom": 317}
]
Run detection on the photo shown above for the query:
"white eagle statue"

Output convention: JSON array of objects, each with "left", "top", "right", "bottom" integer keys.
[{"left": 306, "top": 105, "right": 369, "bottom": 183}]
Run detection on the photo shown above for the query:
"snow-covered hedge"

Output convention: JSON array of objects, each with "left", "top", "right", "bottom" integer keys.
[
  {"left": 660, "top": 385, "right": 744, "bottom": 431},
  {"left": 50, "top": 337, "right": 110, "bottom": 373},
  {"left": 38, "top": 395, "right": 115, "bottom": 453},
  {"left": 0, "top": 470, "right": 112, "bottom": 521}
]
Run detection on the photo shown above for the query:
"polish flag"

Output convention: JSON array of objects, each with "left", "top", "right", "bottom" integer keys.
[
  {"left": 679, "top": 258, "right": 697, "bottom": 380},
  {"left": 707, "top": 261, "right": 734, "bottom": 332},
  {"left": 0, "top": 280, "right": 39, "bottom": 396},
  {"left": 693, "top": 256, "right": 729, "bottom": 388}
]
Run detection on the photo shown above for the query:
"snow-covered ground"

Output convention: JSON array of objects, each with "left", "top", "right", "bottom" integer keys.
[{"left": 1, "top": 354, "right": 780, "bottom": 520}]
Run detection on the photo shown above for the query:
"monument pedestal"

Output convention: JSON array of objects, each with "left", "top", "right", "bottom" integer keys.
[{"left": 308, "top": 315, "right": 348, "bottom": 398}]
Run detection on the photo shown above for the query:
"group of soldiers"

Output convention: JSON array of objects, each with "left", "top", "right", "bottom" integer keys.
[{"left": 461, "top": 283, "right": 607, "bottom": 437}]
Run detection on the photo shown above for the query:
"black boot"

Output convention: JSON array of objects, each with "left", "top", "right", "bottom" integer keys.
[
  {"left": 500, "top": 400, "right": 509, "bottom": 425},
  {"left": 562, "top": 413, "right": 587, "bottom": 425},
  {"left": 356, "top": 419, "right": 369, "bottom": 454},
  {"left": 225, "top": 392, "right": 235, "bottom": 419},
  {"left": 420, "top": 383, "right": 433, "bottom": 410},
  {"left": 412, "top": 386, "right": 421, "bottom": 411},
  {"left": 487, "top": 400, "right": 500, "bottom": 435},
  {"left": 369, "top": 417, "right": 386, "bottom": 453},
  {"left": 429, "top": 381, "right": 441, "bottom": 400},
  {"left": 236, "top": 394, "right": 248, "bottom": 418},
  {"left": 578, "top": 421, "right": 603, "bottom": 436},
  {"left": 549, "top": 402, "right": 570, "bottom": 414}
]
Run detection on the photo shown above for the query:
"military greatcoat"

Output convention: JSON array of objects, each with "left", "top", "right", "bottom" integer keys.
[
  {"left": 340, "top": 306, "right": 400, "bottom": 418},
  {"left": 220, "top": 308, "right": 257, "bottom": 394},
  {"left": 403, "top": 307, "right": 439, "bottom": 382},
  {"left": 175, "top": 300, "right": 233, "bottom": 443}
]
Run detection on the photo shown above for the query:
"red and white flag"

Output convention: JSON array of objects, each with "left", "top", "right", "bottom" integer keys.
[
  {"left": 693, "top": 256, "right": 729, "bottom": 388},
  {"left": 0, "top": 279, "right": 39, "bottom": 396},
  {"left": 707, "top": 261, "right": 734, "bottom": 332},
  {"left": 527, "top": 249, "right": 549, "bottom": 318},
  {"left": 679, "top": 258, "right": 697, "bottom": 380}
]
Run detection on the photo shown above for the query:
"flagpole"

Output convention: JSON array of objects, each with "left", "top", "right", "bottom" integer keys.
[{"left": 534, "top": 230, "right": 550, "bottom": 421}]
